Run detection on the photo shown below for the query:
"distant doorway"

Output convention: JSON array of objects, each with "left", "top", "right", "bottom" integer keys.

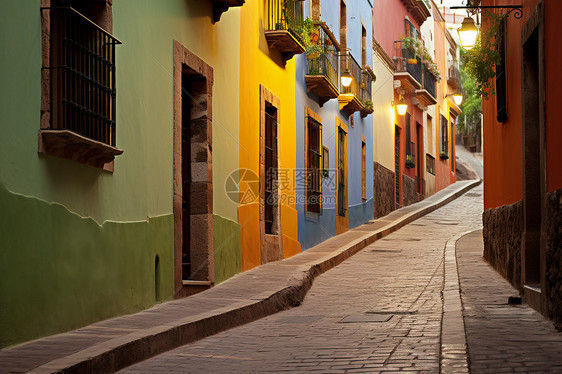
[
  {"left": 394, "top": 126, "right": 401, "bottom": 209},
  {"left": 521, "top": 7, "right": 545, "bottom": 291},
  {"left": 416, "top": 123, "right": 423, "bottom": 196}
]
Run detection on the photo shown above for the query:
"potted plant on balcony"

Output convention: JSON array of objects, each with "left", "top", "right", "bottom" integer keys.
[
  {"left": 401, "top": 37, "right": 440, "bottom": 79},
  {"left": 302, "top": 18, "right": 323, "bottom": 59}
]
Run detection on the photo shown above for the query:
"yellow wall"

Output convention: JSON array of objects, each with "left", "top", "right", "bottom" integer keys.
[
  {"left": 371, "top": 52, "right": 396, "bottom": 171},
  {"left": 238, "top": 1, "right": 300, "bottom": 271}
]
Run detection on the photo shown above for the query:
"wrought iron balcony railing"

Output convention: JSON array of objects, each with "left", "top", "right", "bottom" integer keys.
[
  {"left": 394, "top": 41, "right": 422, "bottom": 86},
  {"left": 360, "top": 70, "right": 373, "bottom": 103},
  {"left": 306, "top": 25, "right": 338, "bottom": 90},
  {"left": 447, "top": 65, "right": 462, "bottom": 90},
  {"left": 339, "top": 53, "right": 362, "bottom": 98},
  {"left": 265, "top": 0, "right": 304, "bottom": 43},
  {"left": 423, "top": 68, "right": 437, "bottom": 99},
  {"left": 47, "top": 7, "right": 121, "bottom": 146}
]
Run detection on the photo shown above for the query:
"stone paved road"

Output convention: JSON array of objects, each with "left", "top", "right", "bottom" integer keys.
[{"left": 121, "top": 185, "right": 484, "bottom": 373}]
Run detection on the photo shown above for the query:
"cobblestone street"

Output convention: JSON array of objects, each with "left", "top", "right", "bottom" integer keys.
[{"left": 122, "top": 186, "right": 490, "bottom": 373}]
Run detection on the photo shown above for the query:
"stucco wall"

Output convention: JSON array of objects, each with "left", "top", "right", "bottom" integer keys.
[
  {"left": 371, "top": 52, "right": 395, "bottom": 171},
  {"left": 0, "top": 0, "right": 243, "bottom": 346},
  {"left": 238, "top": 1, "right": 301, "bottom": 270}
]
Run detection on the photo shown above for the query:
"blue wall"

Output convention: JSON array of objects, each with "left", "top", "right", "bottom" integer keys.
[{"left": 296, "top": 0, "right": 373, "bottom": 250}]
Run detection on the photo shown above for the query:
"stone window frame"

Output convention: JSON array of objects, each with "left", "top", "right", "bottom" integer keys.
[
  {"left": 304, "top": 106, "right": 323, "bottom": 215},
  {"left": 39, "top": 0, "right": 122, "bottom": 171},
  {"left": 173, "top": 40, "right": 214, "bottom": 296},
  {"left": 259, "top": 85, "right": 283, "bottom": 264}
]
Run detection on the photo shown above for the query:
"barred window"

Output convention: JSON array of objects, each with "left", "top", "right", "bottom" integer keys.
[
  {"left": 47, "top": 5, "right": 120, "bottom": 145},
  {"left": 40, "top": 1, "right": 122, "bottom": 169},
  {"left": 306, "top": 116, "right": 322, "bottom": 214}
]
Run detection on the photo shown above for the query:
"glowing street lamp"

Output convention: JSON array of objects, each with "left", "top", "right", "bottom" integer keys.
[
  {"left": 452, "top": 94, "right": 463, "bottom": 106},
  {"left": 457, "top": 16, "right": 479, "bottom": 50},
  {"left": 341, "top": 69, "right": 353, "bottom": 87},
  {"left": 393, "top": 96, "right": 408, "bottom": 116}
]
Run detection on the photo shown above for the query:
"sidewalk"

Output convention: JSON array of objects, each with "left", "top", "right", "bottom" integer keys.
[
  {"left": 0, "top": 179, "right": 480, "bottom": 374},
  {"left": 456, "top": 230, "right": 562, "bottom": 373}
]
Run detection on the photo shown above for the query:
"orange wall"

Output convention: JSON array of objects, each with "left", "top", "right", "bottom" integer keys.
[
  {"left": 483, "top": 0, "right": 562, "bottom": 210},
  {"left": 432, "top": 13, "right": 453, "bottom": 193}
]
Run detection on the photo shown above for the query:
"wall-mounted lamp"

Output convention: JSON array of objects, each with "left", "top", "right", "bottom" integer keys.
[
  {"left": 457, "top": 16, "right": 479, "bottom": 50},
  {"left": 447, "top": 93, "right": 463, "bottom": 106},
  {"left": 392, "top": 96, "right": 408, "bottom": 116},
  {"left": 451, "top": 3, "right": 522, "bottom": 50},
  {"left": 341, "top": 70, "right": 353, "bottom": 87}
]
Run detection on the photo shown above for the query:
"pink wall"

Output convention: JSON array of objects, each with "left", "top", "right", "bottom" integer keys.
[{"left": 372, "top": 0, "right": 422, "bottom": 56}]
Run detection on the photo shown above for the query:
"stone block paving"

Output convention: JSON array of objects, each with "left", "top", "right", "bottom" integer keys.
[
  {"left": 457, "top": 230, "right": 562, "bottom": 374},
  {"left": 122, "top": 186, "right": 484, "bottom": 373},
  {"left": 0, "top": 180, "right": 479, "bottom": 374}
]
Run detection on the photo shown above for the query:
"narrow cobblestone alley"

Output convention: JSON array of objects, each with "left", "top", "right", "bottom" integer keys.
[{"left": 121, "top": 186, "right": 485, "bottom": 373}]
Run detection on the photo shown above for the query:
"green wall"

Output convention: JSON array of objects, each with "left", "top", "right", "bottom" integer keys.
[
  {"left": 213, "top": 215, "right": 241, "bottom": 284},
  {"left": 0, "top": 0, "right": 243, "bottom": 347},
  {"left": 0, "top": 184, "right": 174, "bottom": 348}
]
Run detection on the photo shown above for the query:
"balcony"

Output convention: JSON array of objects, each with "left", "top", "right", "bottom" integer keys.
[
  {"left": 338, "top": 53, "right": 371, "bottom": 115},
  {"left": 264, "top": 0, "right": 305, "bottom": 64},
  {"left": 415, "top": 67, "right": 437, "bottom": 106},
  {"left": 393, "top": 41, "right": 422, "bottom": 93},
  {"left": 305, "top": 23, "right": 339, "bottom": 106},
  {"left": 210, "top": 0, "right": 244, "bottom": 23},
  {"left": 401, "top": 0, "right": 431, "bottom": 25},
  {"left": 447, "top": 65, "right": 461, "bottom": 91},
  {"left": 359, "top": 68, "right": 375, "bottom": 117}
]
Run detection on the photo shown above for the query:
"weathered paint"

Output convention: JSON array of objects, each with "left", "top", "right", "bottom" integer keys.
[
  {"left": 213, "top": 215, "right": 241, "bottom": 284},
  {"left": 0, "top": 184, "right": 174, "bottom": 348},
  {"left": 0, "top": 0, "right": 243, "bottom": 346}
]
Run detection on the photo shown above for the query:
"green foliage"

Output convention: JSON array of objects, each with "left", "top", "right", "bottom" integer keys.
[
  {"left": 400, "top": 37, "right": 440, "bottom": 79},
  {"left": 302, "top": 18, "right": 323, "bottom": 58},
  {"left": 462, "top": 12, "right": 506, "bottom": 98},
  {"left": 363, "top": 100, "right": 373, "bottom": 110},
  {"left": 457, "top": 49, "right": 482, "bottom": 134}
]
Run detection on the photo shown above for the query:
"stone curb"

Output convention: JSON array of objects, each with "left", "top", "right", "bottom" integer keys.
[
  {"left": 440, "top": 229, "right": 481, "bottom": 374},
  {"left": 27, "top": 179, "right": 482, "bottom": 374}
]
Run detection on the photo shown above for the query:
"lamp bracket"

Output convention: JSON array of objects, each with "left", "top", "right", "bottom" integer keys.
[{"left": 451, "top": 5, "right": 523, "bottom": 19}]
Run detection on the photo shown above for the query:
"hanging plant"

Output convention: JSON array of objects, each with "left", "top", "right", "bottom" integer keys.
[
  {"left": 463, "top": 12, "right": 507, "bottom": 99},
  {"left": 301, "top": 18, "right": 324, "bottom": 59},
  {"left": 400, "top": 36, "right": 441, "bottom": 79}
]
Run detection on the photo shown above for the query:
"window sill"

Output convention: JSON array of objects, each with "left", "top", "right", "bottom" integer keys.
[{"left": 38, "top": 129, "right": 123, "bottom": 171}]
